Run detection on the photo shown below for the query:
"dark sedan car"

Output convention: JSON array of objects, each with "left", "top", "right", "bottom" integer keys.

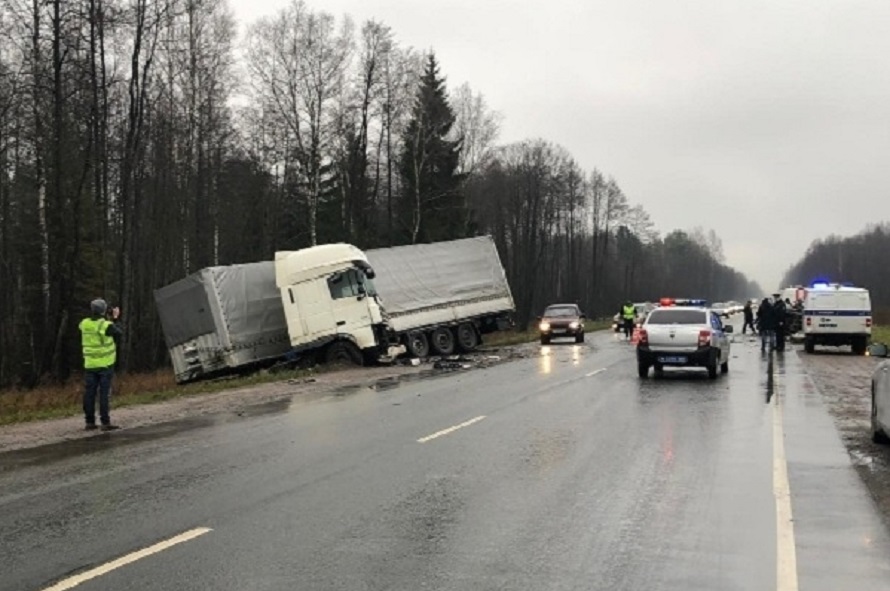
[{"left": 538, "top": 304, "right": 586, "bottom": 344}]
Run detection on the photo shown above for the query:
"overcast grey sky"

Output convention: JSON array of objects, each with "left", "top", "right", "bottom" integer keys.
[{"left": 232, "top": 0, "right": 890, "bottom": 291}]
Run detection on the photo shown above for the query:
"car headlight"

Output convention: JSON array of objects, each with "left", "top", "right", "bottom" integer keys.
[
  {"left": 540, "top": 321, "right": 551, "bottom": 331},
  {"left": 569, "top": 321, "right": 579, "bottom": 329}
]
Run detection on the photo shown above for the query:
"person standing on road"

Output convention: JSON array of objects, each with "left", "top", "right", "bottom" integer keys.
[
  {"left": 773, "top": 294, "right": 787, "bottom": 353},
  {"left": 756, "top": 297, "right": 776, "bottom": 353},
  {"left": 621, "top": 301, "right": 636, "bottom": 340},
  {"left": 80, "top": 299, "right": 122, "bottom": 431},
  {"left": 742, "top": 300, "right": 757, "bottom": 335}
]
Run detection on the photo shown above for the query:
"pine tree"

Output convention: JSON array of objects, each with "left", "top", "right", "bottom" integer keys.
[{"left": 398, "top": 53, "right": 465, "bottom": 244}]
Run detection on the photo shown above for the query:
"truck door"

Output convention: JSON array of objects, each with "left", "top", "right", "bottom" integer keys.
[{"left": 327, "top": 269, "right": 374, "bottom": 338}]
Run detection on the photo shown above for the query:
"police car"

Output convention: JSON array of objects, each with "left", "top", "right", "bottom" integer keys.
[
  {"left": 802, "top": 282, "right": 872, "bottom": 355},
  {"left": 637, "top": 298, "right": 732, "bottom": 379}
]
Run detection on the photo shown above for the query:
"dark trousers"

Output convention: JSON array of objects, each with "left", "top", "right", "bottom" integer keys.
[
  {"left": 775, "top": 327, "right": 786, "bottom": 352},
  {"left": 84, "top": 368, "right": 113, "bottom": 425},
  {"left": 742, "top": 318, "right": 757, "bottom": 334},
  {"left": 623, "top": 318, "right": 634, "bottom": 338}
]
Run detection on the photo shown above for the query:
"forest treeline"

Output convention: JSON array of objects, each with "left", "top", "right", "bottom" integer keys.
[
  {"left": 782, "top": 223, "right": 890, "bottom": 320},
  {"left": 0, "top": 0, "right": 759, "bottom": 388}
]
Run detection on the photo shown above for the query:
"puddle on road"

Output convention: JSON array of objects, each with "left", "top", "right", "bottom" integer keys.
[{"left": 0, "top": 415, "right": 220, "bottom": 472}]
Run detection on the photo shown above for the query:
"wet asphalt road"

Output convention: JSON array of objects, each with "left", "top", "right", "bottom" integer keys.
[{"left": 3, "top": 329, "right": 890, "bottom": 590}]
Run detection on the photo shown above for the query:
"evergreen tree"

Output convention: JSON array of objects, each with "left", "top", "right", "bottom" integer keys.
[{"left": 397, "top": 53, "right": 465, "bottom": 244}]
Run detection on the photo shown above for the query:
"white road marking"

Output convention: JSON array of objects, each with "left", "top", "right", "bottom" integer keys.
[
  {"left": 585, "top": 368, "right": 607, "bottom": 377},
  {"left": 773, "top": 381, "right": 799, "bottom": 591},
  {"left": 417, "top": 415, "right": 486, "bottom": 443},
  {"left": 41, "top": 527, "right": 212, "bottom": 591}
]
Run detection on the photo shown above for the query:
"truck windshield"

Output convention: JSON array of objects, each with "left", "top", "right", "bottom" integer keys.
[{"left": 648, "top": 309, "right": 707, "bottom": 325}]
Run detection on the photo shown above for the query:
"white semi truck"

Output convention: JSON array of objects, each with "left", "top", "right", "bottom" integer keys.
[{"left": 155, "top": 236, "right": 515, "bottom": 383}]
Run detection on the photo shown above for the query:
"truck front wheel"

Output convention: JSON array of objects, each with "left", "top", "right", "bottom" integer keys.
[{"left": 325, "top": 340, "right": 363, "bottom": 366}]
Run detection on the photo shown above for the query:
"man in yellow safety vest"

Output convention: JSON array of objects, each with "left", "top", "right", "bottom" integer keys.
[
  {"left": 621, "top": 301, "right": 636, "bottom": 340},
  {"left": 80, "top": 299, "right": 122, "bottom": 431}
]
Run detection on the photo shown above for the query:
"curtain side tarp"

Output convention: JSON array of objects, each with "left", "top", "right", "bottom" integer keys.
[
  {"left": 367, "top": 236, "right": 513, "bottom": 315},
  {"left": 213, "top": 262, "right": 289, "bottom": 349}
]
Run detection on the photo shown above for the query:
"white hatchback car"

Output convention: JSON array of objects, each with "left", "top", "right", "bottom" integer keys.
[{"left": 871, "top": 343, "right": 890, "bottom": 444}]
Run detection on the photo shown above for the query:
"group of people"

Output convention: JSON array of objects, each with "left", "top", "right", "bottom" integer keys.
[{"left": 741, "top": 295, "right": 792, "bottom": 353}]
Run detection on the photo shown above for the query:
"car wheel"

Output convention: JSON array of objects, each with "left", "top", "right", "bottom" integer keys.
[
  {"left": 638, "top": 362, "right": 649, "bottom": 378},
  {"left": 707, "top": 354, "right": 719, "bottom": 379},
  {"left": 804, "top": 337, "right": 815, "bottom": 354},
  {"left": 852, "top": 337, "right": 868, "bottom": 356},
  {"left": 721, "top": 359, "right": 729, "bottom": 374},
  {"left": 575, "top": 332, "right": 584, "bottom": 344},
  {"left": 540, "top": 335, "right": 550, "bottom": 345},
  {"left": 653, "top": 364, "right": 664, "bottom": 378}
]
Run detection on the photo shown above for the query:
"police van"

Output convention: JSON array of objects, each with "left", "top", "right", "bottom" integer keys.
[{"left": 802, "top": 283, "right": 872, "bottom": 354}]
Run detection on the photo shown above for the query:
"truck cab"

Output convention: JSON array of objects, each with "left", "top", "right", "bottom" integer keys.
[{"left": 275, "top": 244, "right": 399, "bottom": 364}]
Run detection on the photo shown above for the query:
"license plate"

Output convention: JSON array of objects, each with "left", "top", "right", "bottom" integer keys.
[
  {"left": 552, "top": 329, "right": 566, "bottom": 334},
  {"left": 657, "top": 356, "right": 687, "bottom": 364}
]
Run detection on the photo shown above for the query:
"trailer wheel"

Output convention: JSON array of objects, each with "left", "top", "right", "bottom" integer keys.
[
  {"left": 325, "top": 340, "right": 363, "bottom": 366},
  {"left": 456, "top": 323, "right": 479, "bottom": 352},
  {"left": 430, "top": 327, "right": 456, "bottom": 356},
  {"left": 405, "top": 331, "right": 430, "bottom": 359}
]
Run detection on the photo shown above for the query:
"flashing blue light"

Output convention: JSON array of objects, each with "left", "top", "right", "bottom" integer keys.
[{"left": 810, "top": 281, "right": 830, "bottom": 289}]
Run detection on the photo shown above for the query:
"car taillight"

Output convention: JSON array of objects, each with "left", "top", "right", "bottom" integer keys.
[
  {"left": 698, "top": 330, "right": 711, "bottom": 347},
  {"left": 639, "top": 329, "right": 648, "bottom": 345},
  {"left": 866, "top": 317, "right": 872, "bottom": 328}
]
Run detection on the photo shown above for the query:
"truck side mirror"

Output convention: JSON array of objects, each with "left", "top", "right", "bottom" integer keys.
[{"left": 357, "top": 285, "right": 367, "bottom": 300}]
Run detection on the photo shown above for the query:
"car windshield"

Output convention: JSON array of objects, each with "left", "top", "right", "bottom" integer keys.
[
  {"left": 648, "top": 309, "right": 707, "bottom": 325},
  {"left": 544, "top": 306, "right": 577, "bottom": 317}
]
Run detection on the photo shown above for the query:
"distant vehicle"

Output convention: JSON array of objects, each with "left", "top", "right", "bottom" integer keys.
[
  {"left": 636, "top": 306, "right": 733, "bottom": 379},
  {"left": 611, "top": 302, "right": 654, "bottom": 333},
  {"left": 870, "top": 342, "right": 890, "bottom": 444},
  {"left": 802, "top": 283, "right": 871, "bottom": 355},
  {"left": 539, "top": 304, "right": 586, "bottom": 344}
]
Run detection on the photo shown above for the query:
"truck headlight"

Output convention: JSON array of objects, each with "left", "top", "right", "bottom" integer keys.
[{"left": 540, "top": 321, "right": 551, "bottom": 331}]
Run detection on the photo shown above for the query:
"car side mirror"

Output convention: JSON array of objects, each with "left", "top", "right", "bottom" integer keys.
[
  {"left": 580, "top": 314, "right": 586, "bottom": 320},
  {"left": 724, "top": 325, "right": 734, "bottom": 333},
  {"left": 537, "top": 316, "right": 542, "bottom": 321},
  {"left": 867, "top": 343, "right": 888, "bottom": 358}
]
